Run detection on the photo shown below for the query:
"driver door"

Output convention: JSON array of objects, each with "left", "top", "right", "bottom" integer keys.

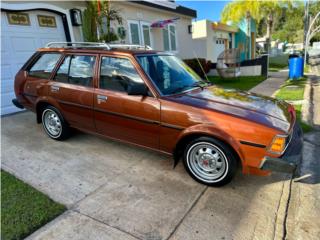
[{"left": 94, "top": 55, "right": 160, "bottom": 149}]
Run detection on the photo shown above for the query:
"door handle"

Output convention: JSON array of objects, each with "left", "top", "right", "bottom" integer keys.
[
  {"left": 97, "top": 95, "right": 108, "bottom": 102},
  {"left": 51, "top": 85, "right": 60, "bottom": 92}
]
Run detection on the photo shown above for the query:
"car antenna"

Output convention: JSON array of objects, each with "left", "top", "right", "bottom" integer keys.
[{"left": 193, "top": 50, "right": 210, "bottom": 84}]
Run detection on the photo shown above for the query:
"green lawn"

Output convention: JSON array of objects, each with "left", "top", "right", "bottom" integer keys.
[
  {"left": 274, "top": 78, "right": 312, "bottom": 133},
  {"left": 275, "top": 78, "right": 306, "bottom": 101},
  {"left": 208, "top": 75, "right": 266, "bottom": 91},
  {"left": 304, "top": 64, "right": 311, "bottom": 74},
  {"left": 1, "top": 170, "right": 65, "bottom": 240},
  {"left": 275, "top": 86, "right": 305, "bottom": 101},
  {"left": 269, "top": 63, "right": 288, "bottom": 72},
  {"left": 293, "top": 105, "right": 313, "bottom": 133}
]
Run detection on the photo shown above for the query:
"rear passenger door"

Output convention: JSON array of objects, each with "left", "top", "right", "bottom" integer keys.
[{"left": 49, "top": 53, "right": 97, "bottom": 131}]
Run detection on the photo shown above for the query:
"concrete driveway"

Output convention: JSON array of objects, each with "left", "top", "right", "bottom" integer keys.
[{"left": 1, "top": 112, "right": 314, "bottom": 240}]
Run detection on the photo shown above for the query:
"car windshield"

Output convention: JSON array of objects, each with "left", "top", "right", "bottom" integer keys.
[{"left": 137, "top": 54, "right": 209, "bottom": 95}]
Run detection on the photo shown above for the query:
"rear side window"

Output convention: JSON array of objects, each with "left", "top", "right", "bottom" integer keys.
[
  {"left": 28, "top": 53, "right": 61, "bottom": 79},
  {"left": 54, "top": 55, "right": 96, "bottom": 87},
  {"left": 100, "top": 56, "right": 144, "bottom": 92}
]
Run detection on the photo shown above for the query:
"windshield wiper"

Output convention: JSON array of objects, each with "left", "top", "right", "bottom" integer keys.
[
  {"left": 190, "top": 82, "right": 205, "bottom": 90},
  {"left": 169, "top": 82, "right": 204, "bottom": 95}
]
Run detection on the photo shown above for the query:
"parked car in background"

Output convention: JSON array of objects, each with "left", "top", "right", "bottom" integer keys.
[{"left": 13, "top": 42, "right": 303, "bottom": 186}]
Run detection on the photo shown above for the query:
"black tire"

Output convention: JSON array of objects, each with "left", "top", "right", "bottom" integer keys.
[
  {"left": 182, "top": 137, "right": 237, "bottom": 187},
  {"left": 41, "top": 105, "right": 70, "bottom": 141}
]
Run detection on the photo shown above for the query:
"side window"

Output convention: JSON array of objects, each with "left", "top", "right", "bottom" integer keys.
[
  {"left": 54, "top": 55, "right": 96, "bottom": 87},
  {"left": 29, "top": 53, "right": 61, "bottom": 79},
  {"left": 100, "top": 57, "right": 144, "bottom": 92}
]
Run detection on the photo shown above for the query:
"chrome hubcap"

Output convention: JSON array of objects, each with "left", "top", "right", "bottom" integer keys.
[
  {"left": 187, "top": 142, "right": 228, "bottom": 182},
  {"left": 43, "top": 110, "right": 61, "bottom": 136}
]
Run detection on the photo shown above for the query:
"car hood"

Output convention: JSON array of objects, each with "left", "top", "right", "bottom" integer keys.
[{"left": 166, "top": 86, "right": 293, "bottom": 132}]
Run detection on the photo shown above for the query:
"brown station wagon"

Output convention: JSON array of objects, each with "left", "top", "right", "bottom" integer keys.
[{"left": 13, "top": 42, "right": 303, "bottom": 186}]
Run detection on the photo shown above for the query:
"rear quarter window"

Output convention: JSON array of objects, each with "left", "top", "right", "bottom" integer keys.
[{"left": 28, "top": 53, "right": 61, "bottom": 79}]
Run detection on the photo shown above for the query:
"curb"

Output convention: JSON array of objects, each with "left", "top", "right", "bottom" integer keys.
[{"left": 302, "top": 78, "right": 312, "bottom": 125}]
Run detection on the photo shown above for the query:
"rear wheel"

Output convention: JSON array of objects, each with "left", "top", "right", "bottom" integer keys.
[
  {"left": 41, "top": 106, "right": 70, "bottom": 140},
  {"left": 183, "top": 137, "right": 237, "bottom": 186}
]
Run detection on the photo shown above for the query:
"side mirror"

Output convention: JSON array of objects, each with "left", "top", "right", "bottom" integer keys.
[{"left": 127, "top": 83, "right": 148, "bottom": 96}]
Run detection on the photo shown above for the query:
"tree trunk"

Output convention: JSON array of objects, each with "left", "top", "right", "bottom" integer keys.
[
  {"left": 266, "top": 12, "right": 273, "bottom": 54},
  {"left": 106, "top": 0, "right": 111, "bottom": 42}
]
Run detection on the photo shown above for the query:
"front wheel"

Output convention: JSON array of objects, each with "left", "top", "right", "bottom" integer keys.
[
  {"left": 41, "top": 106, "right": 70, "bottom": 140},
  {"left": 183, "top": 137, "right": 237, "bottom": 186}
]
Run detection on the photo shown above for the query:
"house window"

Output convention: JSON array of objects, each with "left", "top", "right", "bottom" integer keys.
[
  {"left": 128, "top": 21, "right": 152, "bottom": 47},
  {"left": 129, "top": 22, "right": 140, "bottom": 45},
  {"left": 37, "top": 15, "right": 57, "bottom": 28},
  {"left": 142, "top": 24, "right": 151, "bottom": 46},
  {"left": 163, "top": 24, "right": 177, "bottom": 51},
  {"left": 7, "top": 12, "right": 30, "bottom": 26}
]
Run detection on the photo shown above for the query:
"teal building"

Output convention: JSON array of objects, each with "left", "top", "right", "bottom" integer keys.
[{"left": 234, "top": 17, "right": 257, "bottom": 61}]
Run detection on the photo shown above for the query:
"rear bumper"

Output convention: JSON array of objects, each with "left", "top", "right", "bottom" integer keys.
[
  {"left": 260, "top": 121, "right": 303, "bottom": 173},
  {"left": 12, "top": 99, "right": 24, "bottom": 109}
]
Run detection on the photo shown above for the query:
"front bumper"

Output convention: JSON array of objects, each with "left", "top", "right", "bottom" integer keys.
[{"left": 260, "top": 121, "right": 303, "bottom": 173}]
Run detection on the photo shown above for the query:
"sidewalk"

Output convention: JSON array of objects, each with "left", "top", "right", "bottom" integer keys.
[
  {"left": 250, "top": 70, "right": 288, "bottom": 96},
  {"left": 286, "top": 74, "right": 320, "bottom": 240},
  {"left": 233, "top": 71, "right": 320, "bottom": 239}
]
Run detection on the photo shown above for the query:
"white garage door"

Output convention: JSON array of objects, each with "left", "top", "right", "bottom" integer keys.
[{"left": 1, "top": 10, "right": 66, "bottom": 115}]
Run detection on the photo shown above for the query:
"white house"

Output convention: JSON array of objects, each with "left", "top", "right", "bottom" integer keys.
[
  {"left": 192, "top": 20, "right": 238, "bottom": 62},
  {"left": 1, "top": 0, "right": 197, "bottom": 115}
]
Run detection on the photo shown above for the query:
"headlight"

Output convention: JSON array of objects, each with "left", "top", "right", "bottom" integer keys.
[{"left": 268, "top": 135, "right": 288, "bottom": 154}]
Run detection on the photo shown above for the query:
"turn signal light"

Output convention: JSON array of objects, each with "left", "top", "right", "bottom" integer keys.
[{"left": 268, "top": 135, "right": 287, "bottom": 154}]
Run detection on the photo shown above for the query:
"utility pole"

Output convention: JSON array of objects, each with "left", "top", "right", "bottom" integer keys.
[{"left": 304, "top": 0, "right": 310, "bottom": 65}]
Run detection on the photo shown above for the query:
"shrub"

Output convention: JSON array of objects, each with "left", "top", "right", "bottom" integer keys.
[
  {"left": 101, "top": 32, "right": 119, "bottom": 43},
  {"left": 183, "top": 58, "right": 212, "bottom": 78}
]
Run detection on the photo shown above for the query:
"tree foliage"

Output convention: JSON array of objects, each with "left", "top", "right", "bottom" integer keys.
[
  {"left": 82, "top": 2, "right": 98, "bottom": 42},
  {"left": 82, "top": 0, "right": 123, "bottom": 43},
  {"left": 99, "top": 0, "right": 123, "bottom": 42},
  {"left": 272, "top": 3, "right": 304, "bottom": 43},
  {"left": 221, "top": 0, "right": 292, "bottom": 26},
  {"left": 221, "top": 0, "right": 303, "bottom": 42},
  {"left": 308, "top": 0, "right": 320, "bottom": 43}
]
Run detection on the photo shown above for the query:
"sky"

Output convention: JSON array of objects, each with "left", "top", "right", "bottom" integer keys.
[{"left": 177, "top": 1, "right": 230, "bottom": 22}]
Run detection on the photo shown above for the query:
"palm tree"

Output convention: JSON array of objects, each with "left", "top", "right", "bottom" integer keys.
[
  {"left": 82, "top": 0, "right": 123, "bottom": 43},
  {"left": 221, "top": 0, "right": 294, "bottom": 53},
  {"left": 99, "top": 0, "right": 123, "bottom": 42}
]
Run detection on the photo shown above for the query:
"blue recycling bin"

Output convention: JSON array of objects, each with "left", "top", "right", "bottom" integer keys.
[{"left": 289, "top": 56, "right": 304, "bottom": 79}]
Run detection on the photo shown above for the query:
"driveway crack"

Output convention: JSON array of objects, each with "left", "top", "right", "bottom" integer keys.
[
  {"left": 273, "top": 180, "right": 285, "bottom": 240},
  {"left": 166, "top": 186, "right": 208, "bottom": 240},
  {"left": 72, "top": 209, "right": 141, "bottom": 240},
  {"left": 282, "top": 176, "right": 294, "bottom": 240}
]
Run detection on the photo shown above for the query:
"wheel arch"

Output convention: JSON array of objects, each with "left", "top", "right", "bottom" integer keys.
[
  {"left": 35, "top": 98, "right": 61, "bottom": 123},
  {"left": 173, "top": 125, "right": 245, "bottom": 168}
]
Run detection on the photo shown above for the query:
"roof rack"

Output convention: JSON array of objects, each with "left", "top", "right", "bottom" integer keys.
[
  {"left": 109, "top": 44, "right": 153, "bottom": 50},
  {"left": 45, "top": 42, "right": 153, "bottom": 50},
  {"left": 45, "top": 42, "right": 111, "bottom": 50}
]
